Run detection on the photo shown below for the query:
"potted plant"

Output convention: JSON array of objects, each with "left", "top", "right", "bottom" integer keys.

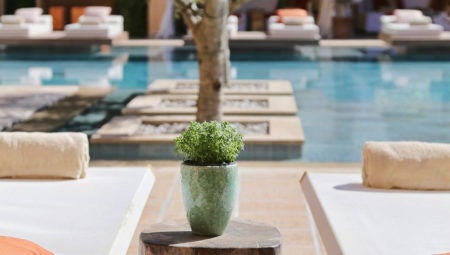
[{"left": 175, "top": 121, "right": 244, "bottom": 236}]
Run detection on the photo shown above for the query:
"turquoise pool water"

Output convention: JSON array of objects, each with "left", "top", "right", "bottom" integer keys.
[{"left": 1, "top": 47, "right": 449, "bottom": 162}]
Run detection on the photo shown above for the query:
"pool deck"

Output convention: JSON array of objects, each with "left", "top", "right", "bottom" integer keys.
[
  {"left": 113, "top": 39, "right": 390, "bottom": 49},
  {"left": 91, "top": 160, "right": 360, "bottom": 255}
]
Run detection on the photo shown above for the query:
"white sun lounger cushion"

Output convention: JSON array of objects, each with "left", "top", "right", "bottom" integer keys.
[
  {"left": 78, "top": 15, "right": 103, "bottom": 25},
  {"left": 1, "top": 15, "right": 25, "bottom": 25},
  {"left": 0, "top": 15, "right": 52, "bottom": 37},
  {"left": 382, "top": 23, "right": 443, "bottom": 36},
  {"left": 65, "top": 19, "right": 123, "bottom": 38},
  {"left": 363, "top": 141, "right": 450, "bottom": 190},
  {"left": 0, "top": 167, "right": 154, "bottom": 255},
  {"left": 301, "top": 172, "right": 450, "bottom": 255},
  {"left": 0, "top": 132, "right": 89, "bottom": 179}
]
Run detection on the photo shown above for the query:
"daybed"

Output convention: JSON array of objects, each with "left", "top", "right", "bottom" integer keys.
[
  {"left": 301, "top": 141, "right": 450, "bottom": 255},
  {"left": 65, "top": 6, "right": 124, "bottom": 38},
  {"left": 0, "top": 8, "right": 52, "bottom": 38},
  {"left": 0, "top": 132, "right": 154, "bottom": 254},
  {"left": 380, "top": 9, "right": 443, "bottom": 39},
  {"left": 267, "top": 9, "right": 320, "bottom": 40},
  {"left": 301, "top": 172, "right": 450, "bottom": 255}
]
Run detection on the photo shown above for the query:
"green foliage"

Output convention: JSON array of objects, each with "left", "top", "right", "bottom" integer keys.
[
  {"left": 175, "top": 121, "right": 244, "bottom": 165},
  {"left": 115, "top": 0, "right": 147, "bottom": 38},
  {"left": 6, "top": 0, "right": 34, "bottom": 14}
]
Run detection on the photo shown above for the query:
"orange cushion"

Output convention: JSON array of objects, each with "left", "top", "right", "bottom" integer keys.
[
  {"left": 0, "top": 236, "right": 53, "bottom": 255},
  {"left": 277, "top": 8, "right": 308, "bottom": 22}
]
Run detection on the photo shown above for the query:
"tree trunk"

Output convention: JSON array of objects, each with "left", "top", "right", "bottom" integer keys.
[{"left": 193, "top": 0, "right": 230, "bottom": 122}]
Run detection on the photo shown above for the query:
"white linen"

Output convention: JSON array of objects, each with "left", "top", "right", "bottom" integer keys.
[
  {"left": 15, "top": 7, "right": 43, "bottom": 23},
  {"left": 0, "top": 15, "right": 52, "bottom": 37},
  {"left": 301, "top": 172, "right": 450, "bottom": 255},
  {"left": 0, "top": 167, "right": 154, "bottom": 255},
  {"left": 64, "top": 15, "right": 123, "bottom": 38},
  {"left": 268, "top": 15, "right": 320, "bottom": 39}
]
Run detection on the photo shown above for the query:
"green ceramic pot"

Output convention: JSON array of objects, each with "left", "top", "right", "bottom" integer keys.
[{"left": 180, "top": 161, "right": 238, "bottom": 236}]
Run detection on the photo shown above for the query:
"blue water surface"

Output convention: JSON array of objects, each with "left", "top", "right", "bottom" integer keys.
[{"left": 0, "top": 46, "right": 449, "bottom": 162}]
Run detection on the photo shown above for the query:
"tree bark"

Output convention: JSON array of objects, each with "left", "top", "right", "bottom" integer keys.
[{"left": 193, "top": 0, "right": 230, "bottom": 122}]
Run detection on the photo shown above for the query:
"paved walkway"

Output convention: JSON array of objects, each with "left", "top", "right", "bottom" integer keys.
[{"left": 91, "top": 160, "right": 360, "bottom": 255}]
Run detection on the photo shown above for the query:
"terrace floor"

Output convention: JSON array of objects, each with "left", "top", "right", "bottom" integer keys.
[{"left": 91, "top": 160, "right": 360, "bottom": 255}]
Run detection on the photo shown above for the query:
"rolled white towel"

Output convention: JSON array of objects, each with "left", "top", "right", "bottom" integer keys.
[
  {"left": 363, "top": 141, "right": 450, "bottom": 190},
  {"left": 0, "top": 132, "right": 89, "bottom": 179}
]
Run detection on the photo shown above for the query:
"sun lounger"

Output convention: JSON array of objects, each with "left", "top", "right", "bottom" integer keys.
[
  {"left": 380, "top": 9, "right": 443, "bottom": 40},
  {"left": 267, "top": 9, "right": 320, "bottom": 40},
  {"left": 301, "top": 172, "right": 450, "bottom": 255},
  {"left": 0, "top": 167, "right": 154, "bottom": 255},
  {"left": 64, "top": 6, "right": 124, "bottom": 39},
  {"left": 0, "top": 8, "right": 52, "bottom": 38}
]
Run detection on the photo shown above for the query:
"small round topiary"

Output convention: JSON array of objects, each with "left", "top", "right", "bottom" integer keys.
[{"left": 175, "top": 121, "right": 244, "bottom": 165}]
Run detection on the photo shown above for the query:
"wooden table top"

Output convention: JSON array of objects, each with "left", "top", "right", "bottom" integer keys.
[{"left": 140, "top": 218, "right": 282, "bottom": 255}]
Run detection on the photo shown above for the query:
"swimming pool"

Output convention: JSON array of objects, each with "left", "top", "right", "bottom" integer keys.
[{"left": 1, "top": 46, "right": 449, "bottom": 162}]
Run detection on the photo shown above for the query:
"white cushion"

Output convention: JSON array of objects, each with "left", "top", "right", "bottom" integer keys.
[
  {"left": 84, "top": 6, "right": 111, "bottom": 22},
  {"left": 15, "top": 7, "right": 43, "bottom": 23},
  {"left": 301, "top": 172, "right": 450, "bottom": 255},
  {"left": 282, "top": 16, "right": 308, "bottom": 25},
  {"left": 1, "top": 15, "right": 25, "bottom": 25},
  {"left": 394, "top": 9, "right": 424, "bottom": 23},
  {"left": 0, "top": 167, "right": 154, "bottom": 255},
  {"left": 382, "top": 22, "right": 443, "bottom": 37},
  {"left": 78, "top": 15, "right": 102, "bottom": 25}
]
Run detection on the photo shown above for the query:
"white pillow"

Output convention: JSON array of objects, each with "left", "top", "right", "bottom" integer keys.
[
  {"left": 394, "top": 9, "right": 423, "bottom": 23},
  {"left": 84, "top": 6, "right": 111, "bottom": 22},
  {"left": 15, "top": 7, "right": 43, "bottom": 23}
]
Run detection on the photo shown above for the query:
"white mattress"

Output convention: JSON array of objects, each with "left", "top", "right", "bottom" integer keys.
[
  {"left": 0, "top": 167, "right": 154, "bottom": 255},
  {"left": 268, "top": 23, "right": 320, "bottom": 39},
  {"left": 382, "top": 23, "right": 443, "bottom": 38},
  {"left": 0, "top": 23, "right": 51, "bottom": 37},
  {"left": 65, "top": 23, "right": 122, "bottom": 38},
  {"left": 301, "top": 172, "right": 450, "bottom": 255}
]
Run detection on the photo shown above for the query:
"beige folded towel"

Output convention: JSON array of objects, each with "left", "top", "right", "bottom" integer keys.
[
  {"left": 363, "top": 141, "right": 450, "bottom": 190},
  {"left": 0, "top": 132, "right": 89, "bottom": 179}
]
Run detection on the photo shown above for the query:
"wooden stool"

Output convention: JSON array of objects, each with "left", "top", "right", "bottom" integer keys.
[{"left": 140, "top": 219, "right": 282, "bottom": 255}]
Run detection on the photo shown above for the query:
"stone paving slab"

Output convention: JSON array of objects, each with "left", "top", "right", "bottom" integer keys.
[
  {"left": 122, "top": 94, "right": 298, "bottom": 116},
  {"left": 91, "top": 115, "right": 304, "bottom": 160},
  {"left": 146, "top": 79, "right": 293, "bottom": 95},
  {"left": 0, "top": 86, "right": 79, "bottom": 130}
]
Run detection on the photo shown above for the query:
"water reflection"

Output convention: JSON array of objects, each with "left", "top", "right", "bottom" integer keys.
[{"left": 0, "top": 47, "right": 449, "bottom": 162}]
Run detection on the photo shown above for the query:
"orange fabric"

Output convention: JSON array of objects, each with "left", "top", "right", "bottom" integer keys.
[
  {"left": 276, "top": 8, "right": 308, "bottom": 22},
  {"left": 71, "top": 6, "right": 86, "bottom": 23},
  {"left": 0, "top": 236, "right": 53, "bottom": 255}
]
